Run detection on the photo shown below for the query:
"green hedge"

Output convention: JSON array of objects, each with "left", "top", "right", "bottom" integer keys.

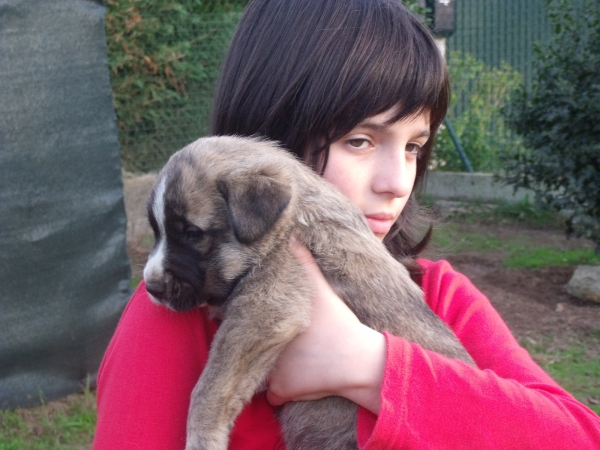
[
  {"left": 105, "top": 0, "right": 426, "bottom": 173},
  {"left": 105, "top": 0, "right": 246, "bottom": 172},
  {"left": 502, "top": 0, "right": 600, "bottom": 249}
]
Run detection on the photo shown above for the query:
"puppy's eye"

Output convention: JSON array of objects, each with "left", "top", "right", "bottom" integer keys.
[{"left": 184, "top": 226, "right": 204, "bottom": 242}]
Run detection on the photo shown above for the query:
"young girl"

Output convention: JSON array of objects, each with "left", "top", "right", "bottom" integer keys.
[{"left": 93, "top": 0, "right": 600, "bottom": 448}]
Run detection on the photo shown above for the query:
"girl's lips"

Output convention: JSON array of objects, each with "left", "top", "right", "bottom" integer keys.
[{"left": 364, "top": 215, "right": 395, "bottom": 235}]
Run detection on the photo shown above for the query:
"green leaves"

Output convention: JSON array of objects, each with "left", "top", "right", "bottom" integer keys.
[
  {"left": 105, "top": 0, "right": 246, "bottom": 172},
  {"left": 433, "top": 52, "right": 522, "bottom": 172},
  {"left": 502, "top": 0, "right": 600, "bottom": 249}
]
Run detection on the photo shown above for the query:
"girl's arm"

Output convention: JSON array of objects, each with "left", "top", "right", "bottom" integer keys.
[
  {"left": 266, "top": 242, "right": 387, "bottom": 413},
  {"left": 359, "top": 259, "right": 600, "bottom": 448},
  {"left": 93, "top": 286, "right": 211, "bottom": 449},
  {"left": 93, "top": 284, "right": 283, "bottom": 450},
  {"left": 268, "top": 249, "right": 600, "bottom": 449}
]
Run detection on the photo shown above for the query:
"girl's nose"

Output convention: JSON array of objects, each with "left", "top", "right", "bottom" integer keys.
[{"left": 371, "top": 146, "right": 414, "bottom": 198}]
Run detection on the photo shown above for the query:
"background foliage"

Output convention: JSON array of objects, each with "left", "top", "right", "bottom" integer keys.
[
  {"left": 502, "top": 0, "right": 600, "bottom": 249},
  {"left": 105, "top": 0, "right": 426, "bottom": 173},
  {"left": 433, "top": 52, "right": 522, "bottom": 172},
  {"left": 105, "top": 0, "right": 246, "bottom": 172}
]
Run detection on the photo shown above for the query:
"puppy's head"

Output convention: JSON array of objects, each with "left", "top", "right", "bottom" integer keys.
[{"left": 143, "top": 137, "right": 293, "bottom": 311}]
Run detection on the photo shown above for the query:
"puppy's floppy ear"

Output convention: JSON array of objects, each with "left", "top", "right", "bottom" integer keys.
[{"left": 218, "top": 172, "right": 291, "bottom": 245}]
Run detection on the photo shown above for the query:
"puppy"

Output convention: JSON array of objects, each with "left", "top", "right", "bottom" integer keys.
[{"left": 143, "top": 136, "right": 474, "bottom": 450}]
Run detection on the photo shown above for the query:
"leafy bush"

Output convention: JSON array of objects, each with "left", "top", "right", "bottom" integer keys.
[
  {"left": 433, "top": 52, "right": 522, "bottom": 172},
  {"left": 502, "top": 0, "right": 600, "bottom": 251},
  {"left": 404, "top": 0, "right": 427, "bottom": 15},
  {"left": 105, "top": 0, "right": 246, "bottom": 172}
]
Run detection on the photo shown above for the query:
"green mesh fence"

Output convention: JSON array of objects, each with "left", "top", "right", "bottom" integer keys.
[
  {"left": 1, "top": 0, "right": 130, "bottom": 408},
  {"left": 435, "top": 0, "right": 554, "bottom": 172},
  {"left": 447, "top": 0, "right": 553, "bottom": 91}
]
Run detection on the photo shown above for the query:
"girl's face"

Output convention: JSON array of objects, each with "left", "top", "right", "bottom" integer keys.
[{"left": 323, "top": 108, "right": 430, "bottom": 241}]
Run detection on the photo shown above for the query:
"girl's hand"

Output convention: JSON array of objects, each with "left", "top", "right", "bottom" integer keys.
[{"left": 266, "top": 240, "right": 386, "bottom": 415}]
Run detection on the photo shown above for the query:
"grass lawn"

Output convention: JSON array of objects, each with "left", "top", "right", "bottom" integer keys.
[
  {"left": 430, "top": 199, "right": 600, "bottom": 269},
  {"left": 522, "top": 331, "right": 600, "bottom": 415},
  {"left": 0, "top": 386, "right": 95, "bottom": 450}
]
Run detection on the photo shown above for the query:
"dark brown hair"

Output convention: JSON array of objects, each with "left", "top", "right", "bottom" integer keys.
[{"left": 211, "top": 0, "right": 448, "bottom": 277}]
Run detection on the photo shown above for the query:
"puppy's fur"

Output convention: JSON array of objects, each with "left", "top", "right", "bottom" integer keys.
[{"left": 143, "top": 136, "right": 473, "bottom": 450}]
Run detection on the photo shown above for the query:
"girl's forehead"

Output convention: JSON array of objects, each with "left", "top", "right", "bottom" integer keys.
[{"left": 358, "top": 107, "right": 431, "bottom": 128}]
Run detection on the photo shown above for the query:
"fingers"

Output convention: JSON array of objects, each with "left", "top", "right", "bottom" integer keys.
[
  {"left": 265, "top": 373, "right": 285, "bottom": 406},
  {"left": 289, "top": 238, "right": 315, "bottom": 268},
  {"left": 266, "top": 388, "right": 285, "bottom": 407}
]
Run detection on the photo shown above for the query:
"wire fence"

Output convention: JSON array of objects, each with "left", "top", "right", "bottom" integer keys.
[
  {"left": 448, "top": 0, "right": 553, "bottom": 91},
  {"left": 109, "top": 2, "right": 554, "bottom": 173},
  {"left": 435, "top": 0, "right": 554, "bottom": 172},
  {"left": 107, "top": 9, "right": 242, "bottom": 173}
]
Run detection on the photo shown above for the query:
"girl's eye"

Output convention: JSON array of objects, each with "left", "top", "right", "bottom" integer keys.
[
  {"left": 406, "top": 143, "right": 422, "bottom": 157},
  {"left": 347, "top": 138, "right": 371, "bottom": 150}
]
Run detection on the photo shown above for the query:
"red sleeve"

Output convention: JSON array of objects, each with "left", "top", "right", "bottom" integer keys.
[
  {"left": 93, "top": 283, "right": 282, "bottom": 450},
  {"left": 356, "top": 259, "right": 600, "bottom": 449},
  {"left": 93, "top": 283, "right": 214, "bottom": 449}
]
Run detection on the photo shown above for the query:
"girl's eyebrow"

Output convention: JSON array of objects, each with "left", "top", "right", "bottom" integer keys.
[
  {"left": 412, "top": 130, "right": 431, "bottom": 139},
  {"left": 354, "top": 121, "right": 431, "bottom": 139},
  {"left": 354, "top": 122, "right": 390, "bottom": 133}
]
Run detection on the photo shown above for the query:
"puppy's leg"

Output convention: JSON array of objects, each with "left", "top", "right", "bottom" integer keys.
[
  {"left": 280, "top": 397, "right": 358, "bottom": 450},
  {"left": 185, "top": 291, "right": 311, "bottom": 450}
]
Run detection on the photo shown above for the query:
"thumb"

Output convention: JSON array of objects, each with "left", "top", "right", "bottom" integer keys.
[{"left": 289, "top": 238, "right": 321, "bottom": 280}]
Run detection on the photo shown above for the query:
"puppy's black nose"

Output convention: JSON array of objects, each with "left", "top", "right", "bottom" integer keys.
[{"left": 145, "top": 280, "right": 166, "bottom": 300}]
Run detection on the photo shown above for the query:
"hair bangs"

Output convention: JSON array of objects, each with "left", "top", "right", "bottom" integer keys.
[{"left": 303, "top": 0, "right": 448, "bottom": 171}]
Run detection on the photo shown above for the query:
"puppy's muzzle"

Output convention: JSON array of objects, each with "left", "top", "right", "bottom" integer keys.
[
  {"left": 144, "top": 269, "right": 175, "bottom": 304},
  {"left": 145, "top": 270, "right": 200, "bottom": 311},
  {"left": 145, "top": 277, "right": 167, "bottom": 301}
]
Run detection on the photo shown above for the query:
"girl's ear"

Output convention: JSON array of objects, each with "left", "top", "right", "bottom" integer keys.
[{"left": 218, "top": 173, "right": 291, "bottom": 245}]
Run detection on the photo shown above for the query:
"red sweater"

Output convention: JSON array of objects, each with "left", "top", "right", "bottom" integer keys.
[{"left": 94, "top": 259, "right": 600, "bottom": 449}]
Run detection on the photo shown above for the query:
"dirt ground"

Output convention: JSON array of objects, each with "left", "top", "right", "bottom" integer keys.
[{"left": 431, "top": 223, "right": 600, "bottom": 344}]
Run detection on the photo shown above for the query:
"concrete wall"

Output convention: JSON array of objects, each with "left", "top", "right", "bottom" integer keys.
[{"left": 424, "top": 171, "right": 534, "bottom": 203}]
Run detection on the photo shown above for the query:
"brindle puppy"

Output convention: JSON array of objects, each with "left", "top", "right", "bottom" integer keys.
[{"left": 143, "top": 136, "right": 473, "bottom": 450}]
